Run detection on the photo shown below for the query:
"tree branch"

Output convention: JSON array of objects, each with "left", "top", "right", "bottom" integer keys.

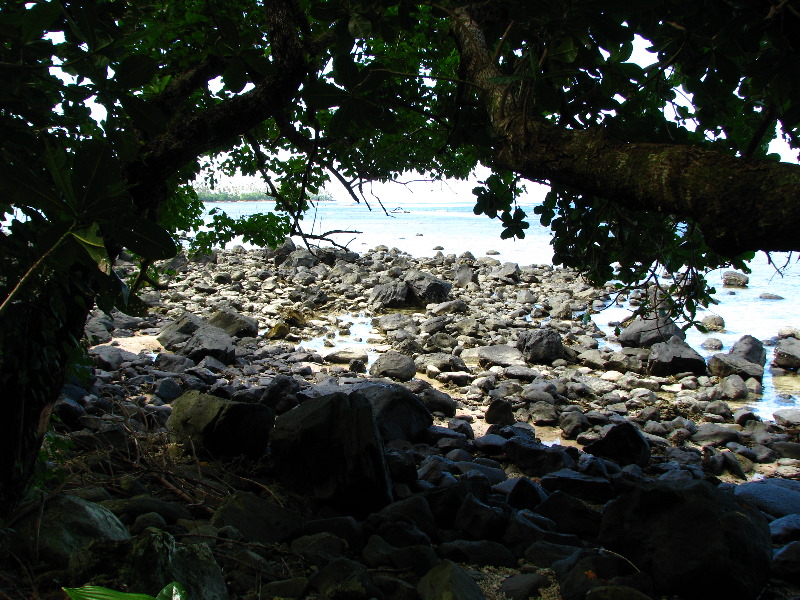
[{"left": 450, "top": 6, "right": 800, "bottom": 256}]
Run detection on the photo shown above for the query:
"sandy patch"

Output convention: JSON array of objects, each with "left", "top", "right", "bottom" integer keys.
[{"left": 94, "top": 335, "right": 163, "bottom": 355}]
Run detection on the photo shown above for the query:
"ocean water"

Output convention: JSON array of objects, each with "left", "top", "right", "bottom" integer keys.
[{"left": 204, "top": 190, "right": 800, "bottom": 419}]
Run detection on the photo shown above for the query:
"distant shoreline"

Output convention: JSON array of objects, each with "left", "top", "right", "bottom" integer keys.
[{"left": 201, "top": 198, "right": 336, "bottom": 203}]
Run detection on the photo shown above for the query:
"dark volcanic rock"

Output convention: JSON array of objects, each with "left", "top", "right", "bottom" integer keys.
[
  {"left": 369, "top": 351, "right": 417, "bottom": 381},
  {"left": 270, "top": 392, "right": 393, "bottom": 516},
  {"left": 167, "top": 391, "right": 274, "bottom": 459},
  {"left": 618, "top": 317, "right": 684, "bottom": 348},
  {"left": 369, "top": 281, "right": 409, "bottom": 308},
  {"left": 734, "top": 479, "right": 800, "bottom": 518},
  {"left": 207, "top": 306, "right": 258, "bottom": 338},
  {"left": 540, "top": 468, "right": 615, "bottom": 502},
  {"left": 772, "top": 541, "right": 800, "bottom": 583},
  {"left": 157, "top": 311, "right": 204, "bottom": 349},
  {"left": 730, "top": 335, "right": 767, "bottom": 366},
  {"left": 504, "top": 438, "right": 577, "bottom": 477},
  {"left": 774, "top": 337, "right": 800, "bottom": 370},
  {"left": 599, "top": 480, "right": 772, "bottom": 600},
  {"left": 533, "top": 490, "right": 602, "bottom": 537},
  {"left": 212, "top": 490, "right": 301, "bottom": 544},
  {"left": 516, "top": 328, "right": 564, "bottom": 365},
  {"left": 438, "top": 539, "right": 517, "bottom": 568},
  {"left": 351, "top": 381, "right": 433, "bottom": 443},
  {"left": 404, "top": 269, "right": 452, "bottom": 304},
  {"left": 708, "top": 353, "right": 764, "bottom": 382},
  {"left": 647, "top": 336, "right": 707, "bottom": 376},
  {"left": 584, "top": 422, "right": 651, "bottom": 467},
  {"left": 417, "top": 559, "right": 485, "bottom": 600}
]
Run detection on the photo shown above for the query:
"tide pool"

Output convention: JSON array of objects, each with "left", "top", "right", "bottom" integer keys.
[{"left": 204, "top": 196, "right": 800, "bottom": 418}]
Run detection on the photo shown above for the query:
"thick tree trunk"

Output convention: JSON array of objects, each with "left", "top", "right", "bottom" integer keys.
[
  {"left": 0, "top": 275, "right": 92, "bottom": 517},
  {"left": 451, "top": 8, "right": 800, "bottom": 256}
]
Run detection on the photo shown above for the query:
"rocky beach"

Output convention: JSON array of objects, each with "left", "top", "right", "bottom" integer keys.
[{"left": 3, "top": 241, "right": 800, "bottom": 600}]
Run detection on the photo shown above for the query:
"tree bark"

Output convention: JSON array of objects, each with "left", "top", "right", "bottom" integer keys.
[
  {"left": 0, "top": 274, "right": 92, "bottom": 517},
  {"left": 451, "top": 8, "right": 800, "bottom": 257}
]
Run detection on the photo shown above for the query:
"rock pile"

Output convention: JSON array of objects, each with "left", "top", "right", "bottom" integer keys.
[{"left": 9, "top": 244, "right": 800, "bottom": 600}]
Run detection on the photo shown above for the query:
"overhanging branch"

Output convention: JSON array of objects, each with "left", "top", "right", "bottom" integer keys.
[{"left": 450, "top": 6, "right": 800, "bottom": 256}]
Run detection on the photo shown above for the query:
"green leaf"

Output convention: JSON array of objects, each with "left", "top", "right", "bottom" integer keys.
[
  {"left": 120, "top": 96, "right": 168, "bottom": 136},
  {"left": 310, "top": 4, "right": 346, "bottom": 22},
  {"left": 116, "top": 54, "right": 158, "bottom": 88},
  {"left": 551, "top": 37, "right": 578, "bottom": 64},
  {"left": 22, "top": 1, "right": 62, "bottom": 43},
  {"left": 348, "top": 15, "right": 372, "bottom": 39},
  {"left": 71, "top": 140, "right": 127, "bottom": 216},
  {"left": 70, "top": 223, "right": 112, "bottom": 275},
  {"left": 222, "top": 59, "right": 250, "bottom": 94},
  {"left": 303, "top": 79, "right": 346, "bottom": 109},
  {"left": 62, "top": 585, "right": 156, "bottom": 600},
  {"left": 107, "top": 216, "right": 177, "bottom": 260},
  {"left": 332, "top": 54, "right": 360, "bottom": 89},
  {"left": 155, "top": 582, "right": 188, "bottom": 600}
]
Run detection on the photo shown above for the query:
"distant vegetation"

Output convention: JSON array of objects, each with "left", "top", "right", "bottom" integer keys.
[
  {"left": 194, "top": 185, "right": 334, "bottom": 203},
  {"left": 196, "top": 188, "right": 273, "bottom": 203}
]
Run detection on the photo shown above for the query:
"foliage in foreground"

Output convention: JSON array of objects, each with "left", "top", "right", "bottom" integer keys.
[{"left": 62, "top": 582, "right": 187, "bottom": 600}]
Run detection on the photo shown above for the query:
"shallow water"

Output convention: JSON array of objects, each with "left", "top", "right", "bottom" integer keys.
[{"left": 204, "top": 197, "right": 800, "bottom": 420}]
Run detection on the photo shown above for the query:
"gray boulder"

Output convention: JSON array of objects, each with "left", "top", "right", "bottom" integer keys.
[
  {"left": 370, "top": 351, "right": 417, "bottom": 381},
  {"left": 719, "top": 374, "right": 748, "bottom": 400},
  {"left": 463, "top": 345, "right": 526, "bottom": 368},
  {"left": 283, "top": 248, "right": 319, "bottom": 268},
  {"left": 700, "top": 314, "right": 725, "bottom": 332},
  {"left": 730, "top": 335, "right": 767, "bottom": 365},
  {"left": 264, "top": 237, "right": 296, "bottom": 265},
  {"left": 351, "top": 381, "right": 433, "bottom": 443},
  {"left": 619, "top": 317, "right": 684, "bottom": 348},
  {"left": 722, "top": 271, "right": 749, "bottom": 287},
  {"left": 452, "top": 265, "right": 475, "bottom": 288},
  {"left": 89, "top": 345, "right": 140, "bottom": 370},
  {"left": 708, "top": 353, "right": 764, "bottom": 382},
  {"left": 599, "top": 480, "right": 771, "bottom": 600},
  {"left": 430, "top": 299, "right": 469, "bottom": 315},
  {"left": 85, "top": 312, "right": 113, "bottom": 344},
  {"left": 769, "top": 514, "right": 800, "bottom": 544},
  {"left": 772, "top": 541, "right": 800, "bottom": 583},
  {"left": 167, "top": 391, "right": 274, "bottom": 458},
  {"left": 369, "top": 281, "right": 409, "bottom": 308},
  {"left": 774, "top": 337, "right": 800, "bottom": 370},
  {"left": 270, "top": 392, "right": 393, "bottom": 516},
  {"left": 584, "top": 422, "right": 651, "bottom": 467},
  {"left": 417, "top": 560, "right": 486, "bottom": 600},
  {"left": 311, "top": 557, "right": 382, "bottom": 599},
  {"left": 405, "top": 269, "right": 452, "bottom": 304},
  {"left": 504, "top": 438, "right": 577, "bottom": 477},
  {"left": 157, "top": 311, "right": 204, "bottom": 348},
  {"left": 207, "top": 306, "right": 258, "bottom": 338},
  {"left": 735, "top": 479, "right": 800, "bottom": 518},
  {"left": 324, "top": 347, "right": 369, "bottom": 364},
  {"left": 774, "top": 408, "right": 800, "bottom": 427},
  {"left": 516, "top": 329, "right": 564, "bottom": 365},
  {"left": 647, "top": 336, "right": 706, "bottom": 376},
  {"left": 690, "top": 423, "right": 741, "bottom": 446},
  {"left": 179, "top": 322, "right": 235, "bottom": 364},
  {"left": 375, "top": 312, "right": 416, "bottom": 333},
  {"left": 211, "top": 490, "right": 301, "bottom": 544},
  {"left": 14, "top": 494, "right": 130, "bottom": 567},
  {"left": 415, "top": 353, "right": 469, "bottom": 373}
]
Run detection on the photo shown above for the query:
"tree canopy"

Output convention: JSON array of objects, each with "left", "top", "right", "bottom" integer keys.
[{"left": 1, "top": 0, "right": 800, "bottom": 511}]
